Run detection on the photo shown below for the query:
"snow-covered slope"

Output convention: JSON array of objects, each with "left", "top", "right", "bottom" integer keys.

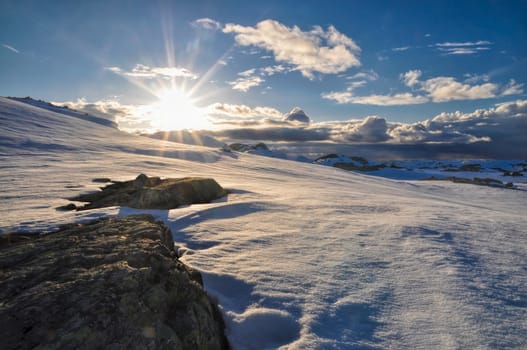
[{"left": 1, "top": 96, "right": 526, "bottom": 349}]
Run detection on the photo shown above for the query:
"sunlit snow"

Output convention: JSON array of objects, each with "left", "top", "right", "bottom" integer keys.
[{"left": 1, "top": 97, "right": 526, "bottom": 349}]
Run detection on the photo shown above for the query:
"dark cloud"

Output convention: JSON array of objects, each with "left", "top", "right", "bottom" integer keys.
[
  {"left": 283, "top": 107, "right": 311, "bottom": 123},
  {"left": 336, "top": 116, "right": 390, "bottom": 142},
  {"left": 211, "top": 126, "right": 330, "bottom": 142}
]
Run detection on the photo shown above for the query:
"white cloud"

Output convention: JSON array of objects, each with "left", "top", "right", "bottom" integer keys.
[
  {"left": 464, "top": 73, "right": 490, "bottom": 84},
  {"left": 401, "top": 69, "right": 422, "bottom": 87},
  {"left": 223, "top": 19, "right": 360, "bottom": 79},
  {"left": 56, "top": 98, "right": 149, "bottom": 132},
  {"left": 402, "top": 70, "right": 524, "bottom": 102},
  {"left": 105, "top": 64, "right": 198, "bottom": 80},
  {"left": 502, "top": 79, "right": 524, "bottom": 96},
  {"left": 238, "top": 68, "right": 256, "bottom": 77},
  {"left": 260, "top": 65, "right": 287, "bottom": 76},
  {"left": 208, "top": 102, "right": 282, "bottom": 120},
  {"left": 421, "top": 77, "right": 499, "bottom": 101},
  {"left": 192, "top": 18, "right": 221, "bottom": 30},
  {"left": 227, "top": 76, "right": 265, "bottom": 92},
  {"left": 434, "top": 40, "right": 492, "bottom": 47},
  {"left": 322, "top": 91, "right": 428, "bottom": 106},
  {"left": 432, "top": 40, "right": 492, "bottom": 55},
  {"left": 347, "top": 70, "right": 379, "bottom": 81},
  {"left": 2, "top": 43, "right": 19, "bottom": 53},
  {"left": 392, "top": 46, "right": 410, "bottom": 52},
  {"left": 333, "top": 116, "right": 390, "bottom": 142},
  {"left": 324, "top": 68, "right": 523, "bottom": 106}
]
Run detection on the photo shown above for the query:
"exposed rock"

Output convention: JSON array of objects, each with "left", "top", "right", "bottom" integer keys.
[
  {"left": 227, "top": 142, "right": 269, "bottom": 152},
  {"left": 92, "top": 177, "right": 112, "bottom": 183},
  {"left": 314, "top": 154, "right": 384, "bottom": 171},
  {"left": 445, "top": 163, "right": 482, "bottom": 172},
  {"left": 333, "top": 162, "right": 385, "bottom": 172},
  {"left": 66, "top": 174, "right": 227, "bottom": 210},
  {"left": 423, "top": 176, "right": 516, "bottom": 189},
  {"left": 0, "top": 215, "right": 229, "bottom": 350}
]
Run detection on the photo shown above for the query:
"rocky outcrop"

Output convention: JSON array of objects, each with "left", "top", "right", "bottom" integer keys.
[
  {"left": 226, "top": 142, "right": 269, "bottom": 152},
  {"left": 0, "top": 215, "right": 229, "bottom": 350},
  {"left": 63, "top": 174, "right": 227, "bottom": 210},
  {"left": 423, "top": 176, "right": 515, "bottom": 189}
]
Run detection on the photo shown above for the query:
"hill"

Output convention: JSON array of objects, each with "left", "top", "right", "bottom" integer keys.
[{"left": 1, "top": 96, "right": 526, "bottom": 349}]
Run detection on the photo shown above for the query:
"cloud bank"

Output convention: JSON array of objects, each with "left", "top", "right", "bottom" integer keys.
[
  {"left": 192, "top": 18, "right": 222, "bottom": 31},
  {"left": 56, "top": 97, "right": 527, "bottom": 159},
  {"left": 206, "top": 99, "right": 527, "bottom": 158}
]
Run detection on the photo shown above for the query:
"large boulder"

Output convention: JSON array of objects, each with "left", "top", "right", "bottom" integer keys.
[
  {"left": 66, "top": 174, "right": 227, "bottom": 210},
  {"left": 0, "top": 215, "right": 229, "bottom": 350}
]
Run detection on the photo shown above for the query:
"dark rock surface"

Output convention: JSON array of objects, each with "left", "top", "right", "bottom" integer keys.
[
  {"left": 423, "top": 176, "right": 515, "bottom": 189},
  {"left": 0, "top": 214, "right": 229, "bottom": 350},
  {"left": 66, "top": 174, "right": 227, "bottom": 210}
]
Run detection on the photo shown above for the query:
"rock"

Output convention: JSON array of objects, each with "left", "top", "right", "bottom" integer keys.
[
  {"left": 67, "top": 174, "right": 227, "bottom": 210},
  {"left": 92, "top": 177, "right": 112, "bottom": 183},
  {"left": 56, "top": 203, "right": 77, "bottom": 211},
  {"left": 0, "top": 215, "right": 229, "bottom": 350},
  {"left": 228, "top": 142, "right": 269, "bottom": 152}
]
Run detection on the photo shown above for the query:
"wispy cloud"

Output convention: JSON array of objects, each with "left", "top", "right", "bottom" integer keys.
[
  {"left": 432, "top": 40, "right": 492, "bottom": 55},
  {"left": 223, "top": 19, "right": 360, "bottom": 79},
  {"left": 260, "top": 65, "right": 287, "bottom": 76},
  {"left": 227, "top": 65, "right": 291, "bottom": 92},
  {"left": 105, "top": 64, "right": 198, "bottom": 80},
  {"left": 322, "top": 91, "right": 428, "bottom": 105},
  {"left": 227, "top": 76, "right": 265, "bottom": 92},
  {"left": 192, "top": 18, "right": 222, "bottom": 30},
  {"left": 238, "top": 68, "right": 256, "bottom": 77},
  {"left": 2, "top": 43, "right": 19, "bottom": 54},
  {"left": 347, "top": 70, "right": 379, "bottom": 81},
  {"left": 392, "top": 46, "right": 410, "bottom": 52}
]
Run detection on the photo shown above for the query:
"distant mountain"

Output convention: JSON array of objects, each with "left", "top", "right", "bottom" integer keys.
[
  {"left": 283, "top": 107, "right": 310, "bottom": 123},
  {"left": 8, "top": 96, "right": 118, "bottom": 128},
  {"left": 313, "top": 153, "right": 526, "bottom": 187}
]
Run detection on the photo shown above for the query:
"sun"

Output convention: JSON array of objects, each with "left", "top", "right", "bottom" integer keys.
[{"left": 148, "top": 88, "right": 209, "bottom": 130}]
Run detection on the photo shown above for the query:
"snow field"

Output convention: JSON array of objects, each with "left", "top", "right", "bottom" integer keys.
[{"left": 1, "top": 97, "right": 526, "bottom": 349}]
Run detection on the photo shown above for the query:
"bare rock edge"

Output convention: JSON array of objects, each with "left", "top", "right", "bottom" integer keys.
[
  {"left": 0, "top": 214, "right": 230, "bottom": 350},
  {"left": 62, "top": 174, "right": 228, "bottom": 211}
]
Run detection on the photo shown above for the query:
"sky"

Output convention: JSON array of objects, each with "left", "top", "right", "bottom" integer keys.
[{"left": 1, "top": 0, "right": 526, "bottom": 158}]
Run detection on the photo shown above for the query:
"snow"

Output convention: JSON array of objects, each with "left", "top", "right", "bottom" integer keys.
[{"left": 1, "top": 96, "right": 527, "bottom": 349}]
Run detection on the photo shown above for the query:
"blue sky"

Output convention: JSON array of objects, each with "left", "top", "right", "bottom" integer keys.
[{"left": 1, "top": 0, "right": 526, "bottom": 156}]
